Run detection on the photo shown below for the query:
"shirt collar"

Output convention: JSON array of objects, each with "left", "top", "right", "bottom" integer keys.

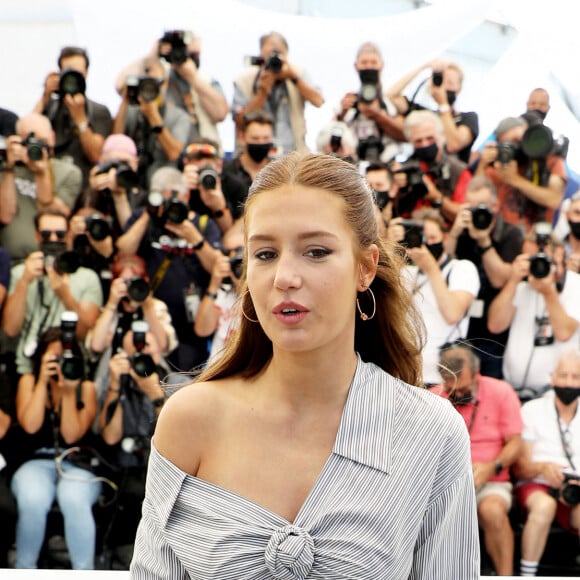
[{"left": 333, "top": 356, "right": 394, "bottom": 474}]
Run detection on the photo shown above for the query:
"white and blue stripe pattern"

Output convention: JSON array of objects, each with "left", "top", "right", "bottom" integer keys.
[{"left": 131, "top": 358, "right": 480, "bottom": 579}]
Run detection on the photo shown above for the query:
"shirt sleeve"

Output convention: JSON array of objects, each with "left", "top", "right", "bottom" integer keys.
[{"left": 451, "top": 168, "right": 472, "bottom": 204}]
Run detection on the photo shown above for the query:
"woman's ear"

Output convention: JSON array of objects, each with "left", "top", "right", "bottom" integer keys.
[{"left": 358, "top": 244, "right": 379, "bottom": 290}]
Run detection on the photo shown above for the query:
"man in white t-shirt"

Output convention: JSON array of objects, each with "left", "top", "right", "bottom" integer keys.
[
  {"left": 488, "top": 225, "right": 580, "bottom": 399},
  {"left": 389, "top": 208, "right": 480, "bottom": 384}
]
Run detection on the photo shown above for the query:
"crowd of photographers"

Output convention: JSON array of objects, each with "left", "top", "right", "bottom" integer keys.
[{"left": 0, "top": 29, "right": 580, "bottom": 575}]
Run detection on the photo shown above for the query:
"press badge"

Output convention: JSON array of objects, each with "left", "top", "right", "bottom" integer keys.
[
  {"left": 468, "top": 299, "right": 484, "bottom": 319},
  {"left": 183, "top": 284, "right": 201, "bottom": 323},
  {"left": 534, "top": 316, "right": 554, "bottom": 347}
]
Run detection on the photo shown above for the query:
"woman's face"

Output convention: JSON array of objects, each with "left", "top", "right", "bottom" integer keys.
[{"left": 246, "top": 185, "right": 376, "bottom": 356}]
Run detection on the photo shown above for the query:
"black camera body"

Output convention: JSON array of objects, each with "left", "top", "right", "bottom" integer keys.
[
  {"left": 42, "top": 242, "right": 80, "bottom": 275},
  {"left": 147, "top": 190, "right": 189, "bottom": 225},
  {"left": 85, "top": 213, "right": 111, "bottom": 241},
  {"left": 497, "top": 124, "right": 569, "bottom": 166},
  {"left": 496, "top": 141, "right": 520, "bottom": 164},
  {"left": 469, "top": 204, "right": 493, "bottom": 230},
  {"left": 95, "top": 159, "right": 139, "bottom": 191},
  {"left": 357, "top": 135, "right": 384, "bottom": 163},
  {"left": 529, "top": 221, "right": 553, "bottom": 279},
  {"left": 221, "top": 247, "right": 244, "bottom": 286},
  {"left": 126, "top": 276, "right": 150, "bottom": 303},
  {"left": 432, "top": 70, "right": 443, "bottom": 87},
  {"left": 399, "top": 220, "right": 425, "bottom": 249},
  {"left": 358, "top": 69, "right": 380, "bottom": 105},
  {"left": 551, "top": 473, "right": 580, "bottom": 506},
  {"left": 250, "top": 51, "right": 283, "bottom": 74},
  {"left": 59, "top": 68, "right": 86, "bottom": 97},
  {"left": 130, "top": 320, "right": 157, "bottom": 378},
  {"left": 159, "top": 30, "right": 190, "bottom": 65},
  {"left": 22, "top": 132, "right": 48, "bottom": 162},
  {"left": 59, "top": 311, "right": 84, "bottom": 380},
  {"left": 126, "top": 75, "right": 162, "bottom": 105}
]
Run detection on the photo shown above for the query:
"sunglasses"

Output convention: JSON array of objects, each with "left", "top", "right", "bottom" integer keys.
[
  {"left": 184, "top": 143, "right": 218, "bottom": 160},
  {"left": 39, "top": 230, "right": 67, "bottom": 241}
]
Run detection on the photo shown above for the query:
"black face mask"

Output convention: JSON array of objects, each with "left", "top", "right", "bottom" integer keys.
[
  {"left": 446, "top": 90, "right": 457, "bottom": 108},
  {"left": 554, "top": 386, "right": 580, "bottom": 406},
  {"left": 374, "top": 190, "right": 391, "bottom": 211},
  {"left": 358, "top": 69, "right": 379, "bottom": 85},
  {"left": 246, "top": 142, "right": 272, "bottom": 163},
  {"left": 568, "top": 221, "right": 580, "bottom": 240},
  {"left": 427, "top": 241, "right": 444, "bottom": 261},
  {"left": 413, "top": 142, "right": 439, "bottom": 163},
  {"left": 528, "top": 108, "right": 547, "bottom": 121},
  {"left": 449, "top": 390, "right": 474, "bottom": 406},
  {"left": 189, "top": 52, "right": 200, "bottom": 69}
]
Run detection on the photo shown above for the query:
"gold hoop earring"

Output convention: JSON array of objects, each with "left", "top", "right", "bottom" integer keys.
[
  {"left": 357, "top": 287, "right": 376, "bottom": 321},
  {"left": 241, "top": 290, "right": 259, "bottom": 323}
]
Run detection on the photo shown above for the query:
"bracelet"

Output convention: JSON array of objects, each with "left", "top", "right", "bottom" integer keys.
[
  {"left": 431, "top": 195, "right": 444, "bottom": 209},
  {"left": 206, "top": 291, "right": 218, "bottom": 301},
  {"left": 77, "top": 120, "right": 89, "bottom": 133},
  {"left": 192, "top": 238, "right": 205, "bottom": 251},
  {"left": 438, "top": 104, "right": 451, "bottom": 114},
  {"left": 479, "top": 243, "right": 493, "bottom": 254}
]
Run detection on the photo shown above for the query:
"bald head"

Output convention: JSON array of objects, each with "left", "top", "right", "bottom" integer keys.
[{"left": 16, "top": 113, "right": 55, "bottom": 147}]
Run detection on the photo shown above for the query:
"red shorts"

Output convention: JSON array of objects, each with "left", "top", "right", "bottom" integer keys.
[{"left": 516, "top": 482, "right": 579, "bottom": 535}]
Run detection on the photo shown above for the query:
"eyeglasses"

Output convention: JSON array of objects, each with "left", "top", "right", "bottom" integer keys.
[
  {"left": 184, "top": 143, "right": 218, "bottom": 160},
  {"left": 39, "top": 230, "right": 67, "bottom": 241}
]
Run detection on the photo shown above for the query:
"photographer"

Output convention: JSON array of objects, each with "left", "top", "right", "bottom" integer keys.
[
  {"left": 233, "top": 31, "right": 323, "bottom": 154},
  {"left": 113, "top": 57, "right": 191, "bottom": 189},
  {"left": 1, "top": 209, "right": 103, "bottom": 377},
  {"left": 445, "top": 177, "right": 523, "bottom": 377},
  {"left": 315, "top": 120, "right": 357, "bottom": 162},
  {"left": 393, "top": 110, "right": 472, "bottom": 224},
  {"left": 194, "top": 224, "right": 244, "bottom": 365},
  {"left": 475, "top": 116, "right": 567, "bottom": 232},
  {"left": 116, "top": 167, "right": 220, "bottom": 374},
  {"left": 554, "top": 190, "right": 580, "bottom": 274},
  {"left": 181, "top": 138, "right": 233, "bottom": 233},
  {"left": 432, "top": 343, "right": 523, "bottom": 576},
  {"left": 0, "top": 113, "right": 82, "bottom": 265},
  {"left": 33, "top": 46, "right": 112, "bottom": 185},
  {"left": 96, "top": 325, "right": 165, "bottom": 558},
  {"left": 387, "top": 59, "right": 478, "bottom": 164},
  {"left": 87, "top": 253, "right": 177, "bottom": 397},
  {"left": 88, "top": 134, "right": 144, "bottom": 232},
  {"left": 365, "top": 161, "right": 398, "bottom": 225},
  {"left": 336, "top": 42, "right": 407, "bottom": 163},
  {"left": 222, "top": 110, "right": 275, "bottom": 220},
  {"left": 488, "top": 226, "right": 580, "bottom": 398},
  {"left": 388, "top": 208, "right": 480, "bottom": 385},
  {"left": 10, "top": 323, "right": 100, "bottom": 569},
  {"left": 512, "top": 349, "right": 580, "bottom": 577}
]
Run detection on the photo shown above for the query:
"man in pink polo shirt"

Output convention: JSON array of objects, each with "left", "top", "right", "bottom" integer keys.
[{"left": 432, "top": 343, "right": 523, "bottom": 576}]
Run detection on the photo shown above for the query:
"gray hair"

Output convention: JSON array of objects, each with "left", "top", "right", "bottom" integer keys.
[
  {"left": 403, "top": 110, "right": 444, "bottom": 141},
  {"left": 150, "top": 166, "right": 186, "bottom": 195}
]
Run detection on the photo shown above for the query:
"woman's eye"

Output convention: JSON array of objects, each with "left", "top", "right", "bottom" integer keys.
[
  {"left": 306, "top": 248, "right": 331, "bottom": 259},
  {"left": 254, "top": 250, "right": 277, "bottom": 261}
]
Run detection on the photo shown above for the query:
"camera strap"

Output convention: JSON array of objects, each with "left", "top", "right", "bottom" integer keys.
[{"left": 555, "top": 403, "right": 577, "bottom": 472}]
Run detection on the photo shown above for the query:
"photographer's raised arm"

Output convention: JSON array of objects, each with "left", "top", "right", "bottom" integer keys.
[
  {"left": 63, "top": 93, "right": 105, "bottom": 164},
  {"left": 0, "top": 166, "right": 17, "bottom": 224},
  {"left": 116, "top": 211, "right": 150, "bottom": 256},
  {"left": 59, "top": 379, "right": 97, "bottom": 444},
  {"left": 487, "top": 260, "right": 525, "bottom": 334},
  {"left": 537, "top": 279, "right": 579, "bottom": 342}
]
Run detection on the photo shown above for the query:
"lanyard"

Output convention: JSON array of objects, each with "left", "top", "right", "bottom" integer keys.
[{"left": 555, "top": 402, "right": 577, "bottom": 472}]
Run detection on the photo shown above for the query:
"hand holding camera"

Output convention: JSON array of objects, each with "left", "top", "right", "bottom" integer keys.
[
  {"left": 40, "top": 350, "right": 63, "bottom": 386},
  {"left": 22, "top": 251, "right": 45, "bottom": 284}
]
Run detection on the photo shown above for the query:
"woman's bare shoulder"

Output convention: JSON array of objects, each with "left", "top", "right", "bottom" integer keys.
[{"left": 154, "top": 376, "right": 242, "bottom": 475}]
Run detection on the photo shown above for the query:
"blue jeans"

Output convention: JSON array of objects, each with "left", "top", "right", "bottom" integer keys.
[{"left": 11, "top": 457, "right": 101, "bottom": 569}]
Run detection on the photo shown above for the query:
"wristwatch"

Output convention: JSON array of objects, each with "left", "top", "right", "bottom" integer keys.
[
  {"left": 151, "top": 396, "right": 165, "bottom": 408},
  {"left": 431, "top": 195, "right": 444, "bottom": 209},
  {"left": 151, "top": 124, "right": 164, "bottom": 134},
  {"left": 494, "top": 460, "right": 503, "bottom": 475},
  {"left": 212, "top": 207, "right": 226, "bottom": 218}
]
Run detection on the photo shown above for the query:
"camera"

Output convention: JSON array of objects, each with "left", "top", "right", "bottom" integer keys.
[
  {"left": 399, "top": 220, "right": 425, "bottom": 249},
  {"left": 129, "top": 320, "right": 157, "bottom": 378},
  {"left": 42, "top": 242, "right": 80, "bottom": 275},
  {"left": 147, "top": 190, "right": 189, "bottom": 225},
  {"left": 528, "top": 221, "right": 553, "bottom": 279},
  {"left": 550, "top": 473, "right": 580, "bottom": 506},
  {"left": 357, "top": 135, "right": 384, "bottom": 163},
  {"left": 248, "top": 51, "right": 283, "bottom": 74},
  {"left": 496, "top": 141, "right": 520, "bottom": 165},
  {"left": 329, "top": 127, "right": 343, "bottom": 154},
  {"left": 0, "top": 136, "right": 7, "bottom": 165},
  {"left": 125, "top": 75, "right": 162, "bottom": 105},
  {"left": 59, "top": 310, "right": 84, "bottom": 380},
  {"left": 85, "top": 213, "right": 111, "bottom": 241},
  {"left": 59, "top": 68, "right": 86, "bottom": 97},
  {"left": 221, "top": 247, "right": 244, "bottom": 285},
  {"left": 95, "top": 159, "right": 139, "bottom": 191},
  {"left": 432, "top": 70, "right": 444, "bottom": 87},
  {"left": 22, "top": 132, "right": 48, "bottom": 162},
  {"left": 159, "top": 30, "right": 191, "bottom": 65},
  {"left": 358, "top": 69, "right": 380, "bottom": 105},
  {"left": 198, "top": 165, "right": 219, "bottom": 190},
  {"left": 469, "top": 204, "right": 493, "bottom": 230},
  {"left": 497, "top": 124, "right": 569, "bottom": 165},
  {"left": 126, "top": 276, "right": 150, "bottom": 302}
]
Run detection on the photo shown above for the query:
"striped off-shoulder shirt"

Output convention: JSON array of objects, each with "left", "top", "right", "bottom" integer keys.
[{"left": 130, "top": 357, "right": 479, "bottom": 579}]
